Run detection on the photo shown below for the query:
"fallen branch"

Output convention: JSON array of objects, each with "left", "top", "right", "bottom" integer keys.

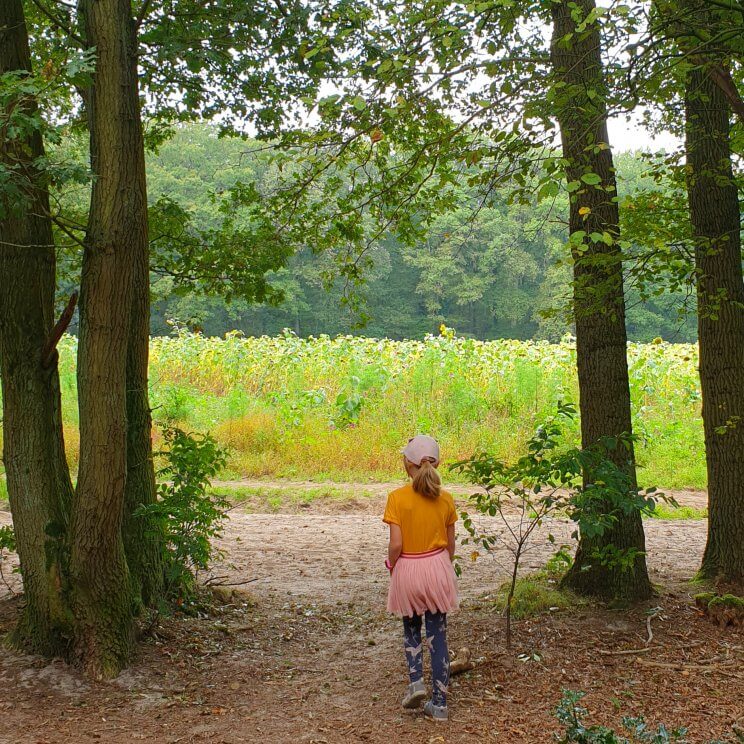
[
  {"left": 598, "top": 647, "right": 657, "bottom": 656},
  {"left": 205, "top": 576, "right": 261, "bottom": 587},
  {"left": 449, "top": 646, "right": 480, "bottom": 676},
  {"left": 635, "top": 658, "right": 740, "bottom": 676},
  {"left": 646, "top": 606, "right": 663, "bottom": 645}
]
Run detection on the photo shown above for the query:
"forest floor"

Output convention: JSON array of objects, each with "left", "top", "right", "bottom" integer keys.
[{"left": 0, "top": 483, "right": 741, "bottom": 743}]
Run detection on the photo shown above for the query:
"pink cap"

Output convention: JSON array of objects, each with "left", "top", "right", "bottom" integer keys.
[{"left": 401, "top": 435, "right": 440, "bottom": 466}]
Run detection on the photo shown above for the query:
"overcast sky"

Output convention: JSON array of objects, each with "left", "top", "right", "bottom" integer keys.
[{"left": 608, "top": 113, "right": 681, "bottom": 154}]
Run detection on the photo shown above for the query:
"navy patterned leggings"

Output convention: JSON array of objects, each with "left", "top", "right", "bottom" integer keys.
[{"left": 402, "top": 611, "right": 449, "bottom": 707}]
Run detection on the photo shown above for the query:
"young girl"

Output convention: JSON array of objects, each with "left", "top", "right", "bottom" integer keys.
[{"left": 383, "top": 435, "right": 458, "bottom": 722}]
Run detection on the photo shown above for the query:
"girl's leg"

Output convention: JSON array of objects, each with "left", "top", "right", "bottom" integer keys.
[
  {"left": 424, "top": 611, "right": 449, "bottom": 707},
  {"left": 402, "top": 614, "right": 424, "bottom": 683}
]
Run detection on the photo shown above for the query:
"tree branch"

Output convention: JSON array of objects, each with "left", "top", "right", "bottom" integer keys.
[{"left": 41, "top": 291, "right": 78, "bottom": 369}]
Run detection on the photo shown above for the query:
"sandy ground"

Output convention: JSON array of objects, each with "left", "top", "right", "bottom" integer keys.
[{"left": 0, "top": 483, "right": 741, "bottom": 743}]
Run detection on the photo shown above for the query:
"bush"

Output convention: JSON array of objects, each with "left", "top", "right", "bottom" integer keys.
[
  {"left": 452, "top": 403, "right": 669, "bottom": 645},
  {"left": 554, "top": 690, "right": 689, "bottom": 743},
  {"left": 0, "top": 524, "right": 16, "bottom": 592},
  {"left": 137, "top": 427, "right": 228, "bottom": 603}
]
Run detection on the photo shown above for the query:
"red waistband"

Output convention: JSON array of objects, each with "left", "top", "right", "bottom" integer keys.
[{"left": 399, "top": 548, "right": 445, "bottom": 559}]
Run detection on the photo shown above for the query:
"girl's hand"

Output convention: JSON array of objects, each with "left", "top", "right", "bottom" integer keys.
[{"left": 385, "top": 558, "right": 394, "bottom": 574}]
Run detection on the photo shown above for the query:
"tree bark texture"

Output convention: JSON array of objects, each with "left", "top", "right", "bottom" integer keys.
[
  {"left": 122, "top": 16, "right": 162, "bottom": 610},
  {"left": 70, "top": 0, "right": 149, "bottom": 677},
  {"left": 0, "top": 0, "right": 75, "bottom": 655},
  {"left": 550, "top": 0, "right": 652, "bottom": 601},
  {"left": 685, "top": 62, "right": 744, "bottom": 589}
]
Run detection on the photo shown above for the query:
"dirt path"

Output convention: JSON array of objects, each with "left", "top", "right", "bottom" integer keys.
[{"left": 0, "top": 485, "right": 741, "bottom": 744}]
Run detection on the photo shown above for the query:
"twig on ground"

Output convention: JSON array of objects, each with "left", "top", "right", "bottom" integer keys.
[
  {"left": 635, "top": 658, "right": 741, "bottom": 677},
  {"left": 205, "top": 576, "right": 261, "bottom": 587},
  {"left": 598, "top": 647, "right": 657, "bottom": 656},
  {"left": 646, "top": 606, "right": 663, "bottom": 645}
]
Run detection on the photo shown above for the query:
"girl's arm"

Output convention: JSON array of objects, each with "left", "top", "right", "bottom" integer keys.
[
  {"left": 388, "top": 524, "right": 403, "bottom": 567},
  {"left": 447, "top": 523, "right": 456, "bottom": 560}
]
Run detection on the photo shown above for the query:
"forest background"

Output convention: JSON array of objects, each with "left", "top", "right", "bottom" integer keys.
[{"left": 54, "top": 124, "right": 696, "bottom": 342}]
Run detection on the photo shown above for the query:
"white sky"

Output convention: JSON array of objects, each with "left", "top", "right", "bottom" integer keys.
[{"left": 608, "top": 113, "right": 681, "bottom": 153}]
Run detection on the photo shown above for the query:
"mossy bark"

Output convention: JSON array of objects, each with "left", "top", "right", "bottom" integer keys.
[
  {"left": 550, "top": 0, "right": 652, "bottom": 601},
  {"left": 70, "top": 0, "right": 149, "bottom": 677},
  {"left": 0, "top": 0, "right": 75, "bottom": 655}
]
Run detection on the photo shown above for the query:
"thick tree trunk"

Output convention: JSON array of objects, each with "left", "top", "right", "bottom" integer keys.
[
  {"left": 550, "top": 0, "right": 652, "bottom": 601},
  {"left": 685, "top": 64, "right": 744, "bottom": 589},
  {"left": 70, "top": 0, "right": 150, "bottom": 677},
  {"left": 0, "top": 0, "right": 75, "bottom": 655},
  {"left": 122, "top": 31, "right": 162, "bottom": 610},
  {"left": 124, "top": 268, "right": 162, "bottom": 609}
]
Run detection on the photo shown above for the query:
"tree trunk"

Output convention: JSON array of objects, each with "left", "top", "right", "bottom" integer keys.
[
  {"left": 69, "top": 0, "right": 149, "bottom": 677},
  {"left": 122, "top": 32, "right": 162, "bottom": 610},
  {"left": 685, "top": 62, "right": 744, "bottom": 589},
  {"left": 0, "top": 0, "right": 75, "bottom": 655},
  {"left": 124, "top": 260, "right": 163, "bottom": 609},
  {"left": 550, "top": 0, "right": 652, "bottom": 601}
]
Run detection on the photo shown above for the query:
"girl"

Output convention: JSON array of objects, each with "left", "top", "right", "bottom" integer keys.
[{"left": 383, "top": 434, "right": 458, "bottom": 722}]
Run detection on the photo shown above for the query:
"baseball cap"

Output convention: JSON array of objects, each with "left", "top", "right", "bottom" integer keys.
[{"left": 401, "top": 435, "right": 440, "bottom": 466}]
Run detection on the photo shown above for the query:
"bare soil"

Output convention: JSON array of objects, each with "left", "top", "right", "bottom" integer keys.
[{"left": 0, "top": 483, "right": 741, "bottom": 743}]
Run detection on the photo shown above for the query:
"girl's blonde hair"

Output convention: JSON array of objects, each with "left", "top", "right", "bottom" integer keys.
[{"left": 412, "top": 458, "right": 441, "bottom": 500}]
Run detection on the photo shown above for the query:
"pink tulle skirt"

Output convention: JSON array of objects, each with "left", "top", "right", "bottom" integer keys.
[{"left": 387, "top": 548, "right": 459, "bottom": 617}]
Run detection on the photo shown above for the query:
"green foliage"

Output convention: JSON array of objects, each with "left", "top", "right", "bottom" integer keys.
[
  {"left": 137, "top": 428, "right": 228, "bottom": 602},
  {"left": 554, "top": 690, "right": 690, "bottom": 743},
  {"left": 17, "top": 330, "right": 708, "bottom": 488},
  {"left": 0, "top": 525, "right": 16, "bottom": 554},
  {"left": 452, "top": 402, "right": 671, "bottom": 642},
  {"left": 0, "top": 524, "right": 16, "bottom": 591},
  {"left": 453, "top": 403, "right": 668, "bottom": 573},
  {"left": 0, "top": 51, "right": 93, "bottom": 218},
  {"left": 136, "top": 126, "right": 697, "bottom": 343},
  {"left": 491, "top": 575, "right": 576, "bottom": 619}
]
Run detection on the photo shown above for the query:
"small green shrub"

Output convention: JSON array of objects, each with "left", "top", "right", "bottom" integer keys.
[
  {"left": 0, "top": 525, "right": 14, "bottom": 550},
  {"left": 554, "top": 690, "right": 689, "bottom": 743},
  {"left": 0, "top": 524, "right": 16, "bottom": 591},
  {"left": 137, "top": 427, "right": 228, "bottom": 603},
  {"left": 452, "top": 403, "right": 669, "bottom": 645}
]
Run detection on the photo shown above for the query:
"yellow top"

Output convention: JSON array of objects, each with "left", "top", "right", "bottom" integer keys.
[{"left": 383, "top": 483, "right": 458, "bottom": 554}]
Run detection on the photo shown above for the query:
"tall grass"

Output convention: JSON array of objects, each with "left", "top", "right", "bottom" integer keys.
[{"left": 4, "top": 331, "right": 705, "bottom": 488}]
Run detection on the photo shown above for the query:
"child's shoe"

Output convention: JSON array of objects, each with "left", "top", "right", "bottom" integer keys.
[
  {"left": 401, "top": 680, "right": 427, "bottom": 709},
  {"left": 423, "top": 700, "right": 448, "bottom": 721}
]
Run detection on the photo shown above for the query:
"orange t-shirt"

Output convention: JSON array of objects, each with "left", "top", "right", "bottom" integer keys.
[{"left": 383, "top": 483, "right": 458, "bottom": 554}]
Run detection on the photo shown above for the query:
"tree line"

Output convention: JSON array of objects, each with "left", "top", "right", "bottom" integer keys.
[
  {"left": 0, "top": 0, "right": 742, "bottom": 678},
  {"left": 51, "top": 124, "right": 697, "bottom": 342}
]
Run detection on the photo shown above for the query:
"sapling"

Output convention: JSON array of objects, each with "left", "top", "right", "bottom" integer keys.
[{"left": 453, "top": 403, "right": 669, "bottom": 648}]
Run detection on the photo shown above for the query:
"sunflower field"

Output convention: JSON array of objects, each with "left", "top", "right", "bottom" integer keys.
[{"left": 37, "top": 329, "right": 704, "bottom": 488}]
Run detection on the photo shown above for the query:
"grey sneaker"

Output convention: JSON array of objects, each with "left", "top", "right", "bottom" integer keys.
[
  {"left": 423, "top": 700, "right": 449, "bottom": 721},
  {"left": 401, "top": 680, "right": 427, "bottom": 709}
]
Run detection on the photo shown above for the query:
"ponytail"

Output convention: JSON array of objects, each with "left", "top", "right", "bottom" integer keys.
[{"left": 412, "top": 458, "right": 441, "bottom": 500}]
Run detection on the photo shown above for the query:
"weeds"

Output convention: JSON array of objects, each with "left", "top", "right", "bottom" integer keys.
[{"left": 1, "top": 331, "right": 707, "bottom": 487}]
